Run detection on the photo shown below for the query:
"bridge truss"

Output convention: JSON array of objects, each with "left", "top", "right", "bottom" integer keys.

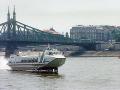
[
  {"left": 0, "top": 8, "right": 74, "bottom": 57},
  {"left": 0, "top": 19, "right": 72, "bottom": 44}
]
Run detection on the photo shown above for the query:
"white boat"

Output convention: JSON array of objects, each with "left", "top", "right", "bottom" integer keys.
[{"left": 7, "top": 47, "right": 66, "bottom": 72}]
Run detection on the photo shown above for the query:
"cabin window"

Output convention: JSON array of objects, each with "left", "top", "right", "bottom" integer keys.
[
  {"left": 21, "top": 58, "right": 38, "bottom": 63},
  {"left": 49, "top": 52, "right": 52, "bottom": 55}
]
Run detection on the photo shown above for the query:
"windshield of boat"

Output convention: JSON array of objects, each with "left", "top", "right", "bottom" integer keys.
[{"left": 45, "top": 48, "right": 62, "bottom": 55}]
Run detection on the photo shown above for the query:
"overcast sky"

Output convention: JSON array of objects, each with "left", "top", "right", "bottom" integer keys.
[{"left": 0, "top": 0, "right": 120, "bottom": 33}]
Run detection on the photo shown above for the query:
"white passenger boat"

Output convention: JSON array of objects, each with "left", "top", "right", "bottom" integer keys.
[{"left": 7, "top": 47, "right": 66, "bottom": 72}]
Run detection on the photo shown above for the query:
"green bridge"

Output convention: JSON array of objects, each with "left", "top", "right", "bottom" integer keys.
[{"left": 0, "top": 7, "right": 96, "bottom": 57}]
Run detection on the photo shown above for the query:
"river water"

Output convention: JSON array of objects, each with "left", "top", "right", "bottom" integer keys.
[{"left": 0, "top": 56, "right": 120, "bottom": 90}]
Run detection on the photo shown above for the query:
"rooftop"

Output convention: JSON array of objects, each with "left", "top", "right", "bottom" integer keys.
[{"left": 43, "top": 28, "right": 61, "bottom": 35}]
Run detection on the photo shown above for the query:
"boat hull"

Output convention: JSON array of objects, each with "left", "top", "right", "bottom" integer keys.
[
  {"left": 45, "top": 58, "right": 66, "bottom": 68},
  {"left": 8, "top": 58, "right": 66, "bottom": 71},
  {"left": 8, "top": 63, "right": 45, "bottom": 71}
]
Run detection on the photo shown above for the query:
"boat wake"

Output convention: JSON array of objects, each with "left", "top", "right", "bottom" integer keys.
[{"left": 0, "top": 56, "right": 11, "bottom": 70}]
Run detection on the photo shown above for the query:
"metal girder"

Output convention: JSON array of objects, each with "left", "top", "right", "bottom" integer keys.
[{"left": 0, "top": 19, "right": 73, "bottom": 44}]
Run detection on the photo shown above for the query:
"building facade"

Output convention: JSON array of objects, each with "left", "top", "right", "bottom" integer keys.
[{"left": 70, "top": 25, "right": 118, "bottom": 43}]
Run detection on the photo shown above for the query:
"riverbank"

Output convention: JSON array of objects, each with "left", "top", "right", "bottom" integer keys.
[
  {"left": 1, "top": 50, "right": 120, "bottom": 57},
  {"left": 67, "top": 51, "right": 120, "bottom": 57}
]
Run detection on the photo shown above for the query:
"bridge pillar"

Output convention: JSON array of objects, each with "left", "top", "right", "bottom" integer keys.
[{"left": 5, "top": 42, "right": 17, "bottom": 57}]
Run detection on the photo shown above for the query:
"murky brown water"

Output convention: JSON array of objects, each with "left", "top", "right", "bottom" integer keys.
[{"left": 0, "top": 56, "right": 120, "bottom": 90}]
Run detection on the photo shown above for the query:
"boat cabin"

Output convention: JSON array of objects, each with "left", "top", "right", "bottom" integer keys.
[{"left": 44, "top": 48, "right": 62, "bottom": 55}]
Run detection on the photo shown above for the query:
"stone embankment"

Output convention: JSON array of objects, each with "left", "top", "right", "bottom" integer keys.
[{"left": 68, "top": 51, "right": 120, "bottom": 57}]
